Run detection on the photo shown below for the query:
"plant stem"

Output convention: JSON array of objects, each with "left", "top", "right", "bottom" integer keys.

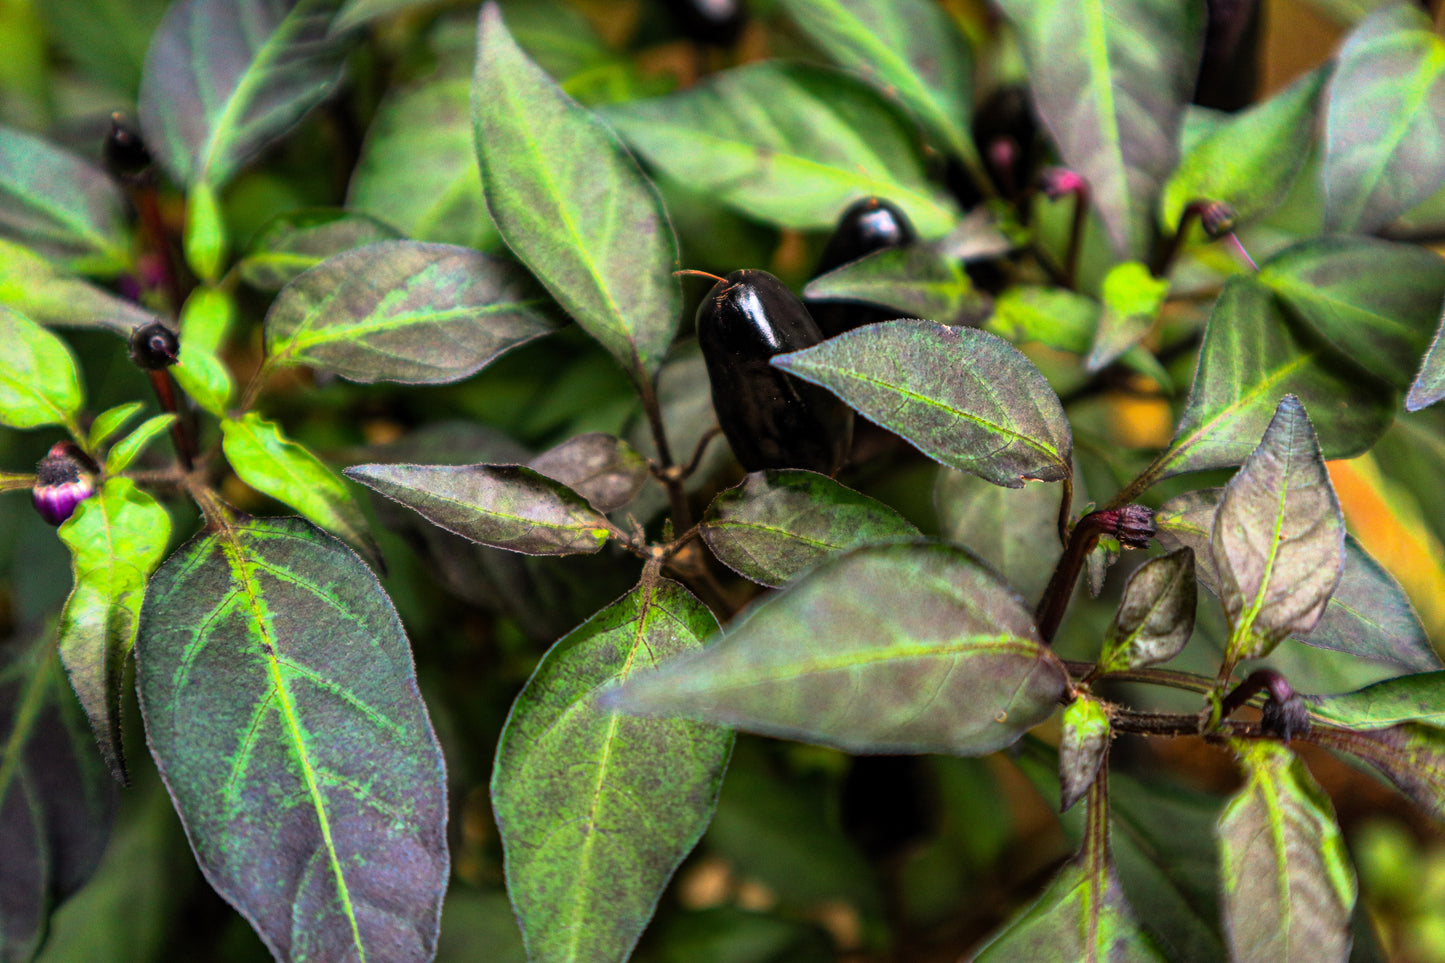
[
  {"left": 147, "top": 369, "right": 196, "bottom": 472},
  {"left": 132, "top": 182, "right": 187, "bottom": 314},
  {"left": 1064, "top": 184, "right": 1087, "bottom": 289},
  {"left": 637, "top": 375, "right": 693, "bottom": 533},
  {"left": 1066, "top": 661, "right": 1215, "bottom": 695},
  {"left": 1035, "top": 512, "right": 1109, "bottom": 642}
]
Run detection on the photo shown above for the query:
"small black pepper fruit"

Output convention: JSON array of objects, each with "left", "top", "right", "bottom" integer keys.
[
  {"left": 103, "top": 114, "right": 153, "bottom": 181},
  {"left": 33, "top": 441, "right": 97, "bottom": 526},
  {"left": 698, "top": 269, "right": 853, "bottom": 475},
  {"left": 809, "top": 197, "right": 916, "bottom": 339},
  {"left": 128, "top": 320, "right": 180, "bottom": 370},
  {"left": 662, "top": 0, "right": 748, "bottom": 48}
]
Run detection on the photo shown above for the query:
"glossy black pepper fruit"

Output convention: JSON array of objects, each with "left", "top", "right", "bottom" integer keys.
[
  {"left": 1194, "top": 0, "right": 1262, "bottom": 112},
  {"left": 698, "top": 270, "right": 852, "bottom": 475},
  {"left": 128, "top": 320, "right": 180, "bottom": 369},
  {"left": 103, "top": 114, "right": 152, "bottom": 180},
  {"left": 33, "top": 442, "right": 97, "bottom": 526},
  {"left": 809, "top": 197, "right": 916, "bottom": 339},
  {"left": 662, "top": 0, "right": 748, "bottom": 48}
]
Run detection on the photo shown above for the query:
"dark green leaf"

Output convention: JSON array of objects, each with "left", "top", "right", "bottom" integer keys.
[
  {"left": 1218, "top": 740, "right": 1356, "bottom": 963},
  {"left": 138, "top": 0, "right": 351, "bottom": 188},
  {"left": 238, "top": 209, "right": 402, "bottom": 291},
  {"left": 1307, "top": 722, "right": 1445, "bottom": 822},
  {"left": 0, "top": 125, "right": 130, "bottom": 273},
  {"left": 36, "top": 0, "right": 166, "bottom": 92},
  {"left": 700, "top": 470, "right": 919, "bottom": 587},
  {"left": 135, "top": 516, "right": 449, "bottom": 962},
  {"left": 1305, "top": 672, "right": 1445, "bottom": 728},
  {"left": 1097, "top": 548, "right": 1197, "bottom": 674},
  {"left": 774, "top": 319, "right": 1072, "bottom": 487},
  {"left": 935, "top": 470, "right": 1063, "bottom": 601},
  {"left": 264, "top": 240, "right": 555, "bottom": 385},
  {"left": 1087, "top": 261, "right": 1170, "bottom": 372},
  {"left": 528, "top": 433, "right": 648, "bottom": 514},
  {"left": 1323, "top": 4, "right": 1445, "bottom": 232},
  {"left": 493, "top": 576, "right": 732, "bottom": 963},
  {"left": 1260, "top": 236, "right": 1445, "bottom": 389},
  {"left": 607, "top": 542, "right": 1068, "bottom": 755},
  {"left": 601, "top": 62, "right": 958, "bottom": 236},
  {"left": 1407, "top": 317, "right": 1445, "bottom": 411},
  {"left": 1212, "top": 396, "right": 1345, "bottom": 661},
  {"left": 104, "top": 415, "right": 176, "bottom": 474},
  {"left": 0, "top": 307, "right": 84, "bottom": 433},
  {"left": 802, "top": 244, "right": 985, "bottom": 327},
  {"left": 0, "top": 240, "right": 152, "bottom": 335},
  {"left": 995, "top": 0, "right": 1204, "bottom": 258},
  {"left": 472, "top": 3, "right": 680, "bottom": 382},
  {"left": 434, "top": 888, "right": 525, "bottom": 963},
  {"left": 345, "top": 462, "right": 612, "bottom": 556},
  {"left": 55, "top": 479, "right": 171, "bottom": 781},
  {"left": 1059, "top": 696, "right": 1109, "bottom": 813}
]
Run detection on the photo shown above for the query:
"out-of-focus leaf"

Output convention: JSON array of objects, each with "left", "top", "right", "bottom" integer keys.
[
  {"left": 472, "top": 3, "right": 679, "bottom": 383},
  {"left": 0, "top": 307, "right": 84, "bottom": 432},
  {"left": 1096, "top": 548, "right": 1197, "bottom": 674},
  {"left": 1058, "top": 696, "right": 1109, "bottom": 813},
  {"left": 935, "top": 470, "right": 1062, "bottom": 601},
  {"left": 0, "top": 126, "right": 130, "bottom": 273},
  {"left": 1259, "top": 236, "right": 1445, "bottom": 390},
  {"left": 775, "top": 319, "right": 1072, "bottom": 487},
  {"left": 607, "top": 542, "right": 1068, "bottom": 755},
  {"left": 1323, "top": 4, "right": 1445, "bottom": 233},
  {"left": 1408, "top": 317, "right": 1445, "bottom": 411},
  {"left": 434, "top": 888, "right": 525, "bottom": 963},
  {"left": 1305, "top": 672, "right": 1445, "bottom": 728},
  {"left": 647, "top": 907, "right": 832, "bottom": 963},
  {"left": 1307, "top": 722, "right": 1445, "bottom": 822},
  {"left": 345, "top": 462, "right": 612, "bottom": 556},
  {"left": 987, "top": 285, "right": 1096, "bottom": 354},
  {"left": 1087, "top": 261, "right": 1170, "bottom": 372},
  {"left": 55, "top": 479, "right": 171, "bottom": 781},
  {"left": 528, "top": 433, "right": 648, "bottom": 514},
  {"left": 1212, "top": 396, "right": 1344, "bottom": 661},
  {"left": 601, "top": 62, "right": 958, "bottom": 236},
  {"left": 239, "top": 209, "right": 402, "bottom": 291},
  {"left": 183, "top": 181, "right": 227, "bottom": 282},
  {"left": 138, "top": 0, "right": 351, "bottom": 189},
  {"left": 802, "top": 244, "right": 985, "bottom": 326},
  {"left": 87, "top": 403, "right": 143, "bottom": 453},
  {"left": 104, "top": 415, "right": 176, "bottom": 475},
  {"left": 0, "top": 240, "right": 151, "bottom": 335},
  {"left": 264, "top": 241, "right": 555, "bottom": 384},
  {"left": 493, "top": 576, "right": 731, "bottom": 963},
  {"left": 995, "top": 0, "right": 1204, "bottom": 258},
  {"left": 700, "top": 470, "right": 919, "bottom": 587},
  {"left": 221, "top": 413, "right": 378, "bottom": 565},
  {"left": 1161, "top": 66, "right": 1326, "bottom": 230},
  {"left": 1218, "top": 740, "right": 1356, "bottom": 963},
  {"left": 135, "top": 516, "right": 449, "bottom": 962}
]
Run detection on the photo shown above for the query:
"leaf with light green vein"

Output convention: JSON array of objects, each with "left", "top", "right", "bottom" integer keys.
[
  {"left": 137, "top": 0, "right": 353, "bottom": 189},
  {"left": 493, "top": 574, "right": 732, "bottom": 963},
  {"left": 1146, "top": 275, "right": 1395, "bottom": 485},
  {"left": 1096, "top": 548, "right": 1196, "bottom": 675},
  {"left": 0, "top": 307, "right": 84, "bottom": 433},
  {"left": 1218, "top": 740, "right": 1356, "bottom": 963},
  {"left": 1306, "top": 722, "right": 1445, "bottom": 822},
  {"left": 134, "top": 516, "right": 449, "bottom": 962},
  {"left": 472, "top": 3, "right": 679, "bottom": 383},
  {"left": 349, "top": 76, "right": 497, "bottom": 250},
  {"left": 104, "top": 415, "right": 177, "bottom": 474},
  {"left": 1324, "top": 4, "right": 1445, "bottom": 233},
  {"left": 1087, "top": 261, "right": 1170, "bottom": 372},
  {"left": 55, "top": 479, "right": 170, "bottom": 781},
  {"left": 803, "top": 244, "right": 986, "bottom": 326},
  {"left": 264, "top": 240, "right": 555, "bottom": 385},
  {"left": 1408, "top": 316, "right": 1445, "bottom": 411},
  {"left": 700, "top": 470, "right": 919, "bottom": 587},
  {"left": 1212, "top": 396, "right": 1345, "bottom": 662},
  {"left": 1260, "top": 236, "right": 1445, "bottom": 389},
  {"left": 239, "top": 208, "right": 402, "bottom": 291},
  {"left": 774, "top": 319, "right": 1072, "bottom": 487},
  {"left": 87, "top": 402, "right": 143, "bottom": 452},
  {"left": 994, "top": 0, "right": 1204, "bottom": 259},
  {"left": 0, "top": 239, "right": 153, "bottom": 335},
  {"left": 346, "top": 462, "right": 612, "bottom": 556},
  {"left": 1058, "top": 696, "right": 1109, "bottom": 813},
  {"left": 600, "top": 62, "right": 958, "bottom": 236},
  {"left": 935, "top": 471, "right": 1065, "bottom": 601},
  {"left": 222, "top": 414, "right": 379, "bottom": 566},
  {"left": 607, "top": 542, "right": 1069, "bottom": 755},
  {"left": 0, "top": 125, "right": 130, "bottom": 273},
  {"left": 1161, "top": 66, "right": 1326, "bottom": 231},
  {"left": 529, "top": 433, "right": 648, "bottom": 514},
  {"left": 1304, "top": 672, "right": 1445, "bottom": 728}
]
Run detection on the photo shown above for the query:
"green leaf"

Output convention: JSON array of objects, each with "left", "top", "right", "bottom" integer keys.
[
  {"left": 1212, "top": 396, "right": 1345, "bottom": 662},
  {"left": 55, "top": 479, "right": 171, "bottom": 781},
  {"left": 346, "top": 462, "right": 612, "bottom": 556},
  {"left": 0, "top": 306, "right": 84, "bottom": 432},
  {"left": 1058, "top": 696, "right": 1109, "bottom": 813},
  {"left": 1305, "top": 672, "right": 1445, "bottom": 728},
  {"left": 349, "top": 76, "right": 496, "bottom": 250},
  {"left": 1307, "top": 722, "right": 1445, "bottom": 822},
  {"left": 1218, "top": 740, "right": 1356, "bottom": 963},
  {"left": 184, "top": 181, "right": 227, "bottom": 282},
  {"left": 87, "top": 402, "right": 144, "bottom": 452},
  {"left": 172, "top": 286, "right": 236, "bottom": 416},
  {"left": 1087, "top": 261, "right": 1170, "bottom": 372},
  {"left": 134, "top": 516, "right": 449, "bottom": 961},
  {"left": 935, "top": 471, "right": 1064, "bottom": 601},
  {"left": 0, "top": 239, "right": 152, "bottom": 335},
  {"left": 1407, "top": 317, "right": 1445, "bottom": 411},
  {"left": 34, "top": 0, "right": 165, "bottom": 92},
  {"left": 607, "top": 542, "right": 1069, "bottom": 755},
  {"left": 493, "top": 575, "right": 732, "bottom": 963},
  {"left": 0, "top": 124, "right": 130, "bottom": 273},
  {"left": 1161, "top": 66, "right": 1326, "bottom": 231},
  {"left": 528, "top": 433, "right": 649, "bottom": 514},
  {"left": 601, "top": 62, "right": 958, "bottom": 236},
  {"left": 138, "top": 0, "right": 352, "bottom": 188},
  {"left": 104, "top": 414, "right": 177, "bottom": 474},
  {"left": 472, "top": 3, "right": 680, "bottom": 383},
  {"left": 987, "top": 285, "right": 1097, "bottom": 355},
  {"left": 1096, "top": 548, "right": 1197, "bottom": 675},
  {"left": 802, "top": 243, "right": 985, "bottom": 327},
  {"left": 994, "top": 0, "right": 1204, "bottom": 258},
  {"left": 774, "top": 319, "right": 1073, "bottom": 487},
  {"left": 239, "top": 208, "right": 402, "bottom": 292},
  {"left": 1323, "top": 4, "right": 1445, "bottom": 233},
  {"left": 264, "top": 240, "right": 555, "bottom": 385},
  {"left": 1259, "top": 236, "right": 1445, "bottom": 390},
  {"left": 221, "top": 413, "right": 378, "bottom": 564},
  {"left": 700, "top": 470, "right": 920, "bottom": 587}
]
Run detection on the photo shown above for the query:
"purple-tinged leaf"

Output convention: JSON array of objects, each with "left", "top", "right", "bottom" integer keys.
[
  {"left": 607, "top": 543, "right": 1068, "bottom": 755},
  {"left": 238, "top": 208, "right": 402, "bottom": 292},
  {"left": 1096, "top": 548, "right": 1197, "bottom": 675},
  {"left": 529, "top": 433, "right": 649, "bottom": 514},
  {"left": 493, "top": 576, "right": 732, "bottom": 963},
  {"left": 1212, "top": 396, "right": 1345, "bottom": 662},
  {"left": 935, "top": 471, "right": 1064, "bottom": 602},
  {"left": 1059, "top": 696, "right": 1109, "bottom": 813},
  {"left": 135, "top": 517, "right": 449, "bottom": 963},
  {"left": 803, "top": 243, "right": 987, "bottom": 327},
  {"left": 1218, "top": 741, "right": 1356, "bottom": 963},
  {"left": 346, "top": 462, "right": 612, "bottom": 556},
  {"left": 701, "top": 470, "right": 919, "bottom": 587},
  {"left": 1406, "top": 310, "right": 1445, "bottom": 411},
  {"left": 1304, "top": 672, "right": 1445, "bottom": 729},
  {"left": 1307, "top": 722, "right": 1445, "bottom": 823},
  {"left": 264, "top": 241, "right": 555, "bottom": 385},
  {"left": 773, "top": 319, "right": 1073, "bottom": 487}
]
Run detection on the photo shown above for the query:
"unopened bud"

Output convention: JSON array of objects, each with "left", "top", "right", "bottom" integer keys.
[
  {"left": 1101, "top": 504, "right": 1155, "bottom": 549},
  {"left": 1040, "top": 167, "right": 1086, "bottom": 200},
  {"left": 129, "top": 320, "right": 180, "bottom": 369},
  {"left": 1198, "top": 201, "right": 1238, "bottom": 238},
  {"left": 32, "top": 442, "right": 96, "bottom": 526},
  {"left": 104, "top": 114, "right": 152, "bottom": 181}
]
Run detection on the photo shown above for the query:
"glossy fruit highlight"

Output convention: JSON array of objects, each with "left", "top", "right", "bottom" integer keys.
[{"left": 809, "top": 197, "right": 916, "bottom": 339}]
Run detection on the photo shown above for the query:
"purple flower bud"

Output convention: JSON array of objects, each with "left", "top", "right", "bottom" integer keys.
[
  {"left": 128, "top": 320, "right": 180, "bottom": 370},
  {"left": 1198, "top": 201, "right": 1238, "bottom": 239},
  {"left": 1099, "top": 504, "right": 1155, "bottom": 549},
  {"left": 33, "top": 442, "right": 96, "bottom": 526},
  {"left": 1040, "top": 167, "right": 1086, "bottom": 201}
]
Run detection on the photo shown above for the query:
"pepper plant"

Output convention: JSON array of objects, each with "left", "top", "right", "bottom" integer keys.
[{"left": 4, "top": 0, "right": 1445, "bottom": 960}]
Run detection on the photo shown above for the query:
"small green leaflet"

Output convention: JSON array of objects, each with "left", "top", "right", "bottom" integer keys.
[
  {"left": 104, "top": 414, "right": 176, "bottom": 474},
  {"left": 0, "top": 306, "right": 84, "bottom": 433},
  {"left": 173, "top": 286, "right": 235, "bottom": 416},
  {"left": 1058, "top": 696, "right": 1110, "bottom": 813}
]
